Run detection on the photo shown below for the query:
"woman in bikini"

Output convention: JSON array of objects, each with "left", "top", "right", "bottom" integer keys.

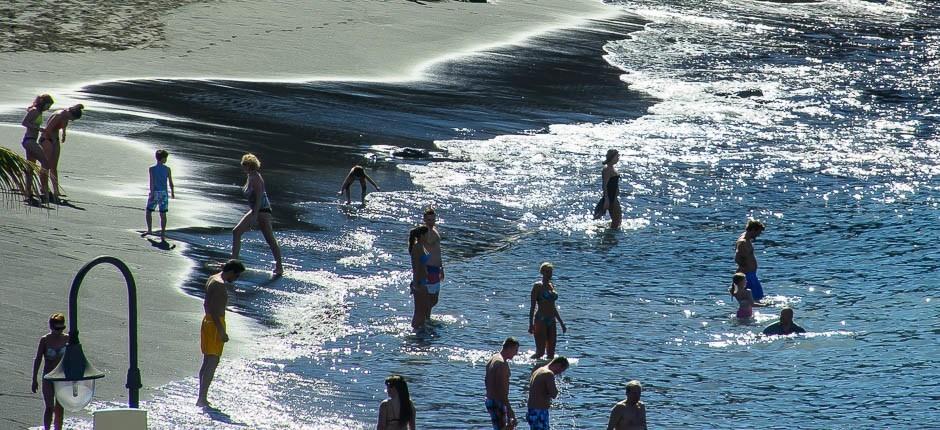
[
  {"left": 408, "top": 225, "right": 431, "bottom": 331},
  {"left": 40, "top": 104, "right": 83, "bottom": 203},
  {"left": 31, "top": 313, "right": 68, "bottom": 430},
  {"left": 528, "top": 262, "right": 567, "bottom": 359},
  {"left": 377, "top": 375, "right": 416, "bottom": 430},
  {"left": 593, "top": 149, "right": 622, "bottom": 229},
  {"left": 231, "top": 153, "right": 284, "bottom": 276},
  {"left": 729, "top": 272, "right": 768, "bottom": 320},
  {"left": 20, "top": 94, "right": 54, "bottom": 204}
]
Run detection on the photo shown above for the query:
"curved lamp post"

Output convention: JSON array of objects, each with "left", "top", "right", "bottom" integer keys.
[{"left": 44, "top": 256, "right": 142, "bottom": 411}]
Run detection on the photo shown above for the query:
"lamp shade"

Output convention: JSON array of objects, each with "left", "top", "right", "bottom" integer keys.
[{"left": 43, "top": 343, "right": 105, "bottom": 411}]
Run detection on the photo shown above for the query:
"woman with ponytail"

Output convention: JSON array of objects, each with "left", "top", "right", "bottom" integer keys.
[
  {"left": 378, "top": 375, "right": 416, "bottom": 430},
  {"left": 20, "top": 94, "right": 54, "bottom": 204},
  {"left": 409, "top": 225, "right": 430, "bottom": 331}
]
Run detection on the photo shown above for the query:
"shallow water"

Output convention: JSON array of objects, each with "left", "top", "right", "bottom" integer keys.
[{"left": 21, "top": 0, "right": 940, "bottom": 428}]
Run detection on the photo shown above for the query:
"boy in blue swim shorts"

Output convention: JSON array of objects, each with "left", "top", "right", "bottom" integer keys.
[{"left": 145, "top": 149, "right": 176, "bottom": 242}]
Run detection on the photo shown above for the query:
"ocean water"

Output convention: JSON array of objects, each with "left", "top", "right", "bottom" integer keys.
[{"left": 16, "top": 0, "right": 940, "bottom": 428}]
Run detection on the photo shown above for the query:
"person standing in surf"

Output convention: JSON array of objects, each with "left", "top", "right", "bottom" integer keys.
[
  {"left": 485, "top": 337, "right": 520, "bottom": 430},
  {"left": 40, "top": 104, "right": 83, "bottom": 203},
  {"left": 377, "top": 375, "right": 416, "bottom": 430},
  {"left": 422, "top": 207, "right": 444, "bottom": 319},
  {"left": 526, "top": 356, "right": 569, "bottom": 430},
  {"left": 196, "top": 259, "right": 244, "bottom": 408},
  {"left": 31, "top": 313, "right": 68, "bottom": 430},
  {"left": 735, "top": 219, "right": 766, "bottom": 302},
  {"left": 231, "top": 153, "right": 284, "bottom": 276},
  {"left": 338, "top": 165, "right": 380, "bottom": 205},
  {"left": 528, "top": 262, "right": 567, "bottom": 360},
  {"left": 20, "top": 94, "right": 54, "bottom": 205},
  {"left": 593, "top": 149, "right": 622, "bottom": 229},
  {"left": 606, "top": 380, "right": 648, "bottom": 430},
  {"left": 144, "top": 149, "right": 176, "bottom": 242},
  {"left": 408, "top": 225, "right": 431, "bottom": 331}
]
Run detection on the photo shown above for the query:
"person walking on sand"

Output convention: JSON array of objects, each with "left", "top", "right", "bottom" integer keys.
[
  {"left": 40, "top": 104, "right": 83, "bottom": 203},
  {"left": 729, "top": 272, "right": 768, "bottom": 320},
  {"left": 485, "top": 337, "right": 520, "bottom": 430},
  {"left": 231, "top": 153, "right": 284, "bottom": 276},
  {"left": 408, "top": 225, "right": 431, "bottom": 331},
  {"left": 338, "top": 165, "right": 380, "bottom": 205},
  {"left": 762, "top": 307, "right": 806, "bottom": 336},
  {"left": 593, "top": 149, "right": 622, "bottom": 229},
  {"left": 377, "top": 375, "right": 416, "bottom": 430},
  {"left": 735, "top": 219, "right": 766, "bottom": 302},
  {"left": 31, "top": 313, "right": 68, "bottom": 430},
  {"left": 20, "top": 94, "right": 54, "bottom": 205},
  {"left": 144, "top": 149, "right": 176, "bottom": 242},
  {"left": 526, "top": 356, "right": 569, "bottom": 430},
  {"left": 528, "top": 262, "right": 567, "bottom": 359},
  {"left": 423, "top": 207, "right": 445, "bottom": 317},
  {"left": 196, "top": 259, "right": 245, "bottom": 408},
  {"left": 607, "top": 380, "right": 648, "bottom": 430}
]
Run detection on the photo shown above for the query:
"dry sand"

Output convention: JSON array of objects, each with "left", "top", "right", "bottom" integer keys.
[{"left": 0, "top": 0, "right": 616, "bottom": 427}]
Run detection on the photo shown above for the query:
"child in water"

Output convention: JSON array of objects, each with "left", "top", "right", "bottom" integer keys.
[{"left": 729, "top": 272, "right": 767, "bottom": 320}]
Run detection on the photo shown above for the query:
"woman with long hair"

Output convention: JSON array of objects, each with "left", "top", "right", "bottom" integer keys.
[
  {"left": 231, "top": 153, "right": 284, "bottom": 276},
  {"left": 378, "top": 375, "right": 416, "bottom": 430},
  {"left": 31, "top": 313, "right": 68, "bottom": 430},
  {"left": 593, "top": 149, "right": 622, "bottom": 229},
  {"left": 20, "top": 94, "right": 54, "bottom": 204},
  {"left": 409, "top": 225, "right": 430, "bottom": 331},
  {"left": 40, "top": 104, "right": 83, "bottom": 203},
  {"left": 528, "top": 262, "right": 567, "bottom": 359}
]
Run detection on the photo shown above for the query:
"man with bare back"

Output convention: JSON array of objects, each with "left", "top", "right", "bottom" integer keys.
[
  {"left": 735, "top": 219, "right": 766, "bottom": 302},
  {"left": 196, "top": 259, "right": 244, "bottom": 408},
  {"left": 485, "top": 337, "right": 520, "bottom": 430}
]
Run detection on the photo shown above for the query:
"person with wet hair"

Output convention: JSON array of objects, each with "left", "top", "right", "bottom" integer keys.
[
  {"left": 231, "top": 153, "right": 284, "bottom": 276},
  {"left": 735, "top": 219, "right": 766, "bottom": 302},
  {"left": 607, "top": 380, "right": 648, "bottom": 430},
  {"left": 378, "top": 375, "right": 416, "bottom": 430},
  {"left": 593, "top": 149, "right": 622, "bottom": 229},
  {"left": 20, "top": 94, "right": 54, "bottom": 204},
  {"left": 409, "top": 225, "right": 431, "bottom": 331},
  {"left": 40, "top": 103, "right": 83, "bottom": 203},
  {"left": 31, "top": 313, "right": 68, "bottom": 430},
  {"left": 762, "top": 307, "right": 806, "bottom": 336},
  {"left": 528, "top": 262, "right": 567, "bottom": 359},
  {"left": 338, "top": 165, "right": 380, "bottom": 205},
  {"left": 526, "top": 356, "right": 569, "bottom": 430}
]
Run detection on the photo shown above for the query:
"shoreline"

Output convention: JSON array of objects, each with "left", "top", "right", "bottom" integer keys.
[{"left": 0, "top": 0, "right": 622, "bottom": 426}]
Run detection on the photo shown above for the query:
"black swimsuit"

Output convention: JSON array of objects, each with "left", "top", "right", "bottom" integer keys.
[{"left": 593, "top": 174, "right": 621, "bottom": 219}]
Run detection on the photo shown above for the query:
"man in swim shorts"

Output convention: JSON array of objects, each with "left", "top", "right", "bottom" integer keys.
[
  {"left": 196, "top": 259, "right": 244, "bottom": 407},
  {"left": 145, "top": 149, "right": 176, "bottom": 242},
  {"left": 485, "top": 337, "right": 520, "bottom": 430},
  {"left": 527, "top": 356, "right": 569, "bottom": 430},
  {"left": 735, "top": 219, "right": 766, "bottom": 301},
  {"left": 423, "top": 208, "right": 445, "bottom": 308},
  {"left": 607, "top": 380, "right": 648, "bottom": 430},
  {"left": 763, "top": 307, "right": 806, "bottom": 336}
]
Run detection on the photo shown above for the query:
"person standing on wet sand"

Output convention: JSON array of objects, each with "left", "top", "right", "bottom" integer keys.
[
  {"left": 528, "top": 262, "right": 567, "bottom": 359},
  {"left": 20, "top": 94, "right": 54, "bottom": 205},
  {"left": 196, "top": 259, "right": 245, "bottom": 408},
  {"left": 40, "top": 104, "right": 83, "bottom": 203},
  {"left": 526, "top": 356, "right": 569, "bottom": 430},
  {"left": 31, "top": 313, "right": 68, "bottom": 430},
  {"left": 423, "top": 207, "right": 444, "bottom": 317},
  {"left": 735, "top": 219, "right": 766, "bottom": 302},
  {"left": 607, "top": 380, "right": 648, "bottom": 430},
  {"left": 231, "top": 153, "right": 284, "bottom": 276},
  {"left": 485, "top": 337, "right": 520, "bottom": 430},
  {"left": 144, "top": 149, "right": 176, "bottom": 242},
  {"left": 593, "top": 149, "right": 622, "bottom": 229}
]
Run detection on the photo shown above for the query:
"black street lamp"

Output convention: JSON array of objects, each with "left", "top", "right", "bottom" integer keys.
[{"left": 43, "top": 256, "right": 143, "bottom": 411}]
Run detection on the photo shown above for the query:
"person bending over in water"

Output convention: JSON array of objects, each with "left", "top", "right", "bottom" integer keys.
[
  {"left": 763, "top": 307, "right": 806, "bottom": 336},
  {"left": 528, "top": 262, "right": 567, "bottom": 359},
  {"left": 485, "top": 337, "right": 520, "bottom": 430},
  {"left": 735, "top": 219, "right": 766, "bottom": 302},
  {"left": 607, "top": 380, "right": 648, "bottom": 430},
  {"left": 408, "top": 225, "right": 431, "bottom": 331},
  {"left": 231, "top": 153, "right": 284, "bottom": 276},
  {"left": 40, "top": 104, "right": 83, "bottom": 203},
  {"left": 338, "top": 165, "right": 380, "bottom": 205},
  {"left": 526, "top": 356, "right": 569, "bottom": 430},
  {"left": 31, "top": 313, "right": 68, "bottom": 430},
  {"left": 20, "top": 94, "right": 54, "bottom": 205},
  {"left": 377, "top": 375, "right": 416, "bottom": 430},
  {"left": 729, "top": 272, "right": 767, "bottom": 320},
  {"left": 594, "top": 149, "right": 622, "bottom": 229}
]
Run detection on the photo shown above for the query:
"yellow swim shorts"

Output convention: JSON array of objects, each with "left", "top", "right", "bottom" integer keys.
[{"left": 200, "top": 315, "right": 226, "bottom": 356}]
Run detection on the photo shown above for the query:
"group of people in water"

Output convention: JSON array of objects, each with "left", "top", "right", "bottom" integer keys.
[{"left": 17, "top": 93, "right": 807, "bottom": 429}]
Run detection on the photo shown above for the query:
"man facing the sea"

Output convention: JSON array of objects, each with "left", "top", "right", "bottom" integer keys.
[
  {"left": 526, "top": 356, "right": 569, "bottom": 430},
  {"left": 196, "top": 259, "right": 244, "bottom": 407},
  {"left": 485, "top": 337, "right": 520, "bottom": 430},
  {"left": 423, "top": 207, "right": 444, "bottom": 315},
  {"left": 735, "top": 219, "right": 766, "bottom": 302}
]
